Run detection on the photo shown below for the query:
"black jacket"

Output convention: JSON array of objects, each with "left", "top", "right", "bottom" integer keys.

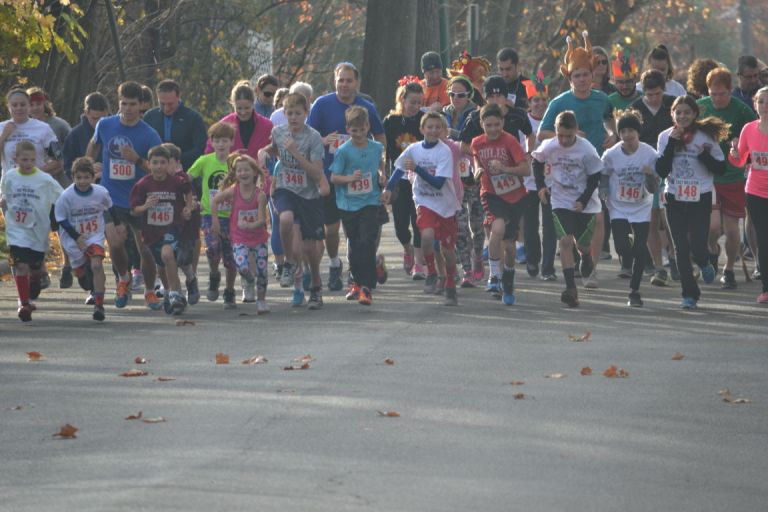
[{"left": 143, "top": 102, "right": 207, "bottom": 170}]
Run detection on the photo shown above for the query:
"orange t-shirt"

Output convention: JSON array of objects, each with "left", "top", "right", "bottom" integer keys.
[{"left": 421, "top": 78, "right": 450, "bottom": 108}]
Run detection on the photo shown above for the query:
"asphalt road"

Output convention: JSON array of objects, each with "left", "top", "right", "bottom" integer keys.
[{"left": 1, "top": 228, "right": 767, "bottom": 511}]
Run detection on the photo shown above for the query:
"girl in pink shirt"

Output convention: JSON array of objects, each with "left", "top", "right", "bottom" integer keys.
[{"left": 729, "top": 86, "right": 768, "bottom": 302}]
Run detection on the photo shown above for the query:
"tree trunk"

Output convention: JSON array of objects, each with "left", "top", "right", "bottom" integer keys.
[
  {"left": 414, "top": 0, "right": 441, "bottom": 73},
  {"left": 361, "top": 0, "right": 418, "bottom": 114}
]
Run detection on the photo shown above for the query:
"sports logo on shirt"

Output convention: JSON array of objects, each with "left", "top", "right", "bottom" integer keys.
[{"left": 108, "top": 135, "right": 134, "bottom": 159}]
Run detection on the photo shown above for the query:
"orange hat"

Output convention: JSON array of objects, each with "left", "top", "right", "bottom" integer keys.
[
  {"left": 523, "top": 69, "right": 550, "bottom": 99},
  {"left": 561, "top": 31, "right": 597, "bottom": 77},
  {"left": 449, "top": 51, "right": 491, "bottom": 89},
  {"left": 611, "top": 47, "right": 638, "bottom": 79}
]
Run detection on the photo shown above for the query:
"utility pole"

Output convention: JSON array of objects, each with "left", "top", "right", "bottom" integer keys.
[
  {"left": 104, "top": 0, "right": 126, "bottom": 82},
  {"left": 739, "top": 0, "right": 753, "bottom": 55}
]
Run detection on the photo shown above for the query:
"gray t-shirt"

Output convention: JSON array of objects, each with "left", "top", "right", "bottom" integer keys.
[
  {"left": 45, "top": 116, "right": 72, "bottom": 145},
  {"left": 272, "top": 124, "right": 324, "bottom": 199}
]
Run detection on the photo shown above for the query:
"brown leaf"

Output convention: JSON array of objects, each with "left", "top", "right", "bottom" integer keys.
[
  {"left": 671, "top": 352, "right": 685, "bottom": 361},
  {"left": 215, "top": 353, "right": 230, "bottom": 364},
  {"left": 513, "top": 393, "right": 525, "bottom": 400},
  {"left": 603, "top": 365, "right": 629, "bottom": 378},
  {"left": 377, "top": 410, "right": 400, "bottom": 417},
  {"left": 27, "top": 351, "right": 44, "bottom": 361},
  {"left": 119, "top": 369, "right": 148, "bottom": 377},
  {"left": 384, "top": 358, "right": 395, "bottom": 365},
  {"left": 283, "top": 363, "right": 310, "bottom": 370},
  {"left": 142, "top": 417, "right": 166, "bottom": 423},
  {"left": 293, "top": 354, "right": 315, "bottom": 364},
  {"left": 277, "top": 388, "right": 296, "bottom": 394},
  {"left": 53, "top": 424, "right": 78, "bottom": 438},
  {"left": 509, "top": 380, "right": 525, "bottom": 386},
  {"left": 156, "top": 377, "right": 176, "bottom": 382},
  {"left": 719, "top": 389, "right": 751, "bottom": 404},
  {"left": 580, "top": 367, "right": 593, "bottom": 376},
  {"left": 125, "top": 411, "right": 143, "bottom": 420},
  {"left": 545, "top": 373, "right": 567, "bottom": 379},
  {"left": 10, "top": 405, "right": 23, "bottom": 411},
  {"left": 134, "top": 356, "right": 149, "bottom": 364},
  {"left": 568, "top": 331, "right": 592, "bottom": 342},
  {"left": 242, "top": 355, "right": 268, "bottom": 365},
  {"left": 175, "top": 319, "right": 196, "bottom": 326}
]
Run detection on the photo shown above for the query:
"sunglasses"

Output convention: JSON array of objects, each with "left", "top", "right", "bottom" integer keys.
[
  {"left": 449, "top": 91, "right": 471, "bottom": 98},
  {"left": 262, "top": 90, "right": 275, "bottom": 98},
  {"left": 597, "top": 59, "right": 609, "bottom": 66}
]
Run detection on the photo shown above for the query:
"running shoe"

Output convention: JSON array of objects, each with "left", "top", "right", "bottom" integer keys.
[
  {"left": 84, "top": 293, "right": 96, "bottom": 305},
  {"left": 169, "top": 291, "right": 186, "bottom": 315},
  {"left": 59, "top": 267, "right": 73, "bottom": 289},
  {"left": 435, "top": 276, "right": 445, "bottom": 295},
  {"left": 618, "top": 267, "right": 633, "bottom": 279},
  {"left": 579, "top": 254, "right": 594, "bottom": 280},
  {"left": 280, "top": 262, "right": 296, "bottom": 288},
  {"left": 358, "top": 286, "right": 372, "bottom": 306},
  {"left": 644, "top": 263, "right": 656, "bottom": 277},
  {"left": 77, "top": 266, "right": 93, "bottom": 292},
  {"left": 376, "top": 254, "right": 388, "bottom": 284},
  {"left": 92, "top": 305, "right": 106, "bottom": 321},
  {"left": 115, "top": 280, "right": 131, "bottom": 308},
  {"left": 307, "top": 287, "right": 323, "bottom": 310},
  {"left": 526, "top": 262, "right": 539, "bottom": 278},
  {"left": 256, "top": 299, "right": 271, "bottom": 314},
  {"left": 756, "top": 292, "right": 768, "bottom": 304},
  {"left": 207, "top": 270, "right": 221, "bottom": 301},
  {"left": 412, "top": 264, "right": 426, "bottom": 281},
  {"left": 627, "top": 291, "right": 643, "bottom": 307},
  {"left": 482, "top": 246, "right": 489, "bottom": 262},
  {"left": 328, "top": 262, "right": 344, "bottom": 291},
  {"left": 131, "top": 269, "right": 144, "bottom": 291},
  {"left": 40, "top": 272, "right": 51, "bottom": 290},
  {"left": 223, "top": 288, "right": 236, "bottom": 309},
  {"left": 700, "top": 264, "right": 716, "bottom": 284},
  {"left": 600, "top": 250, "right": 613, "bottom": 260},
  {"left": 650, "top": 269, "right": 669, "bottom": 287},
  {"left": 502, "top": 269, "right": 516, "bottom": 305},
  {"left": 423, "top": 274, "right": 438, "bottom": 294},
  {"left": 472, "top": 257, "right": 485, "bottom": 282},
  {"left": 540, "top": 273, "right": 557, "bottom": 282},
  {"left": 460, "top": 270, "right": 475, "bottom": 288},
  {"left": 242, "top": 280, "right": 256, "bottom": 303},
  {"left": 719, "top": 269, "right": 736, "bottom": 290},
  {"left": 302, "top": 271, "right": 312, "bottom": 291},
  {"left": 17, "top": 304, "right": 33, "bottom": 322},
  {"left": 273, "top": 262, "right": 283, "bottom": 278},
  {"left": 753, "top": 267, "right": 762, "bottom": 280},
  {"left": 680, "top": 297, "right": 698, "bottom": 309},
  {"left": 186, "top": 277, "right": 201, "bottom": 305},
  {"left": 30, "top": 277, "right": 41, "bottom": 300},
  {"left": 560, "top": 287, "right": 579, "bottom": 308},
  {"left": 145, "top": 291, "right": 163, "bottom": 311},
  {"left": 485, "top": 275, "right": 500, "bottom": 293},
  {"left": 443, "top": 287, "right": 458, "bottom": 306},
  {"left": 583, "top": 270, "right": 599, "bottom": 289},
  {"left": 346, "top": 284, "right": 361, "bottom": 301},
  {"left": 515, "top": 245, "right": 526, "bottom": 264},
  {"left": 403, "top": 251, "right": 414, "bottom": 275},
  {"left": 291, "top": 289, "right": 306, "bottom": 307}
]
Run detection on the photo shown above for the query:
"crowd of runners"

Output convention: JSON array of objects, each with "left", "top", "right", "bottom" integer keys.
[{"left": 2, "top": 31, "right": 768, "bottom": 322}]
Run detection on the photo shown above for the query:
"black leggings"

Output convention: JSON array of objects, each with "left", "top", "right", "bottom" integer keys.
[
  {"left": 665, "top": 193, "right": 712, "bottom": 300},
  {"left": 523, "top": 191, "right": 556, "bottom": 275},
  {"left": 746, "top": 193, "right": 768, "bottom": 293},
  {"left": 392, "top": 179, "right": 420, "bottom": 249},
  {"left": 611, "top": 219, "right": 649, "bottom": 292},
  {"left": 341, "top": 206, "right": 379, "bottom": 290}
]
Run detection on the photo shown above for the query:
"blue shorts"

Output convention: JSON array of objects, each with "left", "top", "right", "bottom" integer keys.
[{"left": 149, "top": 229, "right": 192, "bottom": 268}]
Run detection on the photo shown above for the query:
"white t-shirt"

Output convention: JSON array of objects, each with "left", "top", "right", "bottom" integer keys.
[
  {"left": 0, "top": 168, "right": 63, "bottom": 251},
  {"left": 657, "top": 128, "right": 724, "bottom": 200},
  {"left": 270, "top": 108, "right": 287, "bottom": 127},
  {"left": 531, "top": 136, "right": 603, "bottom": 213},
  {"left": 636, "top": 78, "right": 687, "bottom": 97},
  {"left": 601, "top": 142, "right": 658, "bottom": 222},
  {"left": 0, "top": 118, "right": 59, "bottom": 173},
  {"left": 395, "top": 140, "right": 460, "bottom": 218},
  {"left": 55, "top": 184, "right": 113, "bottom": 258}
]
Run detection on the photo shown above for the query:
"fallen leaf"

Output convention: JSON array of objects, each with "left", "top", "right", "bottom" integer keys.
[
  {"left": 215, "top": 353, "right": 230, "bottom": 364},
  {"left": 156, "top": 377, "right": 176, "bottom": 382},
  {"left": 242, "top": 355, "right": 268, "bottom": 365},
  {"left": 719, "top": 389, "right": 751, "bottom": 404},
  {"left": 53, "top": 424, "right": 78, "bottom": 438},
  {"left": 134, "top": 356, "right": 148, "bottom": 364},
  {"left": 513, "top": 393, "right": 525, "bottom": 400},
  {"left": 603, "top": 365, "right": 629, "bottom": 378},
  {"left": 671, "top": 352, "right": 685, "bottom": 361},
  {"left": 293, "top": 354, "right": 315, "bottom": 364},
  {"left": 175, "top": 319, "right": 196, "bottom": 326},
  {"left": 119, "top": 369, "right": 148, "bottom": 377},
  {"left": 568, "top": 331, "right": 592, "bottom": 342},
  {"left": 10, "top": 405, "right": 23, "bottom": 411},
  {"left": 27, "top": 351, "right": 44, "bottom": 361},
  {"left": 142, "top": 417, "right": 166, "bottom": 423},
  {"left": 509, "top": 380, "right": 525, "bottom": 386},
  {"left": 377, "top": 410, "right": 400, "bottom": 417},
  {"left": 384, "top": 358, "right": 395, "bottom": 365},
  {"left": 580, "top": 367, "right": 593, "bottom": 376},
  {"left": 277, "top": 388, "right": 296, "bottom": 393},
  {"left": 125, "top": 411, "right": 143, "bottom": 420},
  {"left": 283, "top": 363, "right": 310, "bottom": 370},
  {"left": 545, "top": 373, "right": 567, "bottom": 379}
]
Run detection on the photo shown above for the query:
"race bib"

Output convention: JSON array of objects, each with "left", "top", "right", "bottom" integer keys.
[
  {"left": 458, "top": 157, "right": 472, "bottom": 178},
  {"left": 752, "top": 151, "right": 768, "bottom": 171},
  {"left": 674, "top": 179, "right": 700, "bottom": 202},
  {"left": 238, "top": 209, "right": 259, "bottom": 224},
  {"left": 147, "top": 202, "right": 174, "bottom": 226},
  {"left": 109, "top": 158, "right": 135, "bottom": 180},
  {"left": 76, "top": 215, "right": 100, "bottom": 235},
  {"left": 209, "top": 189, "right": 230, "bottom": 213},
  {"left": 283, "top": 168, "right": 306, "bottom": 189},
  {"left": 617, "top": 179, "right": 643, "bottom": 203},
  {"left": 491, "top": 173, "right": 521, "bottom": 195},
  {"left": 507, "top": 93, "right": 517, "bottom": 105},
  {"left": 348, "top": 173, "right": 373, "bottom": 196},
  {"left": 329, "top": 134, "right": 351, "bottom": 154},
  {"left": 12, "top": 207, "right": 33, "bottom": 227}
]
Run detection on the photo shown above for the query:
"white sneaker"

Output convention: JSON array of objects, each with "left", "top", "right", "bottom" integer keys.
[
  {"left": 256, "top": 300, "right": 270, "bottom": 315},
  {"left": 583, "top": 270, "right": 599, "bottom": 289},
  {"left": 241, "top": 277, "right": 256, "bottom": 303}
]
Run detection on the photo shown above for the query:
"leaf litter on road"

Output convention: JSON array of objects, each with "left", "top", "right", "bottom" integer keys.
[
  {"left": 119, "top": 369, "right": 148, "bottom": 377},
  {"left": 242, "top": 355, "right": 268, "bottom": 365},
  {"left": 377, "top": 411, "right": 400, "bottom": 417},
  {"left": 215, "top": 353, "right": 230, "bottom": 364},
  {"left": 672, "top": 352, "right": 685, "bottom": 361},
  {"left": 53, "top": 424, "right": 78, "bottom": 439},
  {"left": 125, "top": 411, "right": 143, "bottom": 420},
  {"left": 27, "top": 351, "right": 44, "bottom": 361},
  {"left": 580, "top": 367, "right": 593, "bottom": 376},
  {"left": 719, "top": 389, "right": 751, "bottom": 404},
  {"left": 603, "top": 365, "right": 629, "bottom": 378},
  {"left": 568, "top": 331, "right": 591, "bottom": 342}
]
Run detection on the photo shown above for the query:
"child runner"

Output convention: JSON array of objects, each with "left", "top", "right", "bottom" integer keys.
[
  {"left": 259, "top": 93, "right": 327, "bottom": 309},
  {"left": 211, "top": 154, "right": 271, "bottom": 313},
  {"left": 655, "top": 95, "right": 728, "bottom": 309},
  {"left": 728, "top": 86, "right": 768, "bottom": 303},
  {"left": 384, "top": 112, "right": 462, "bottom": 306},
  {"left": 188, "top": 122, "right": 236, "bottom": 307},
  {"left": 533, "top": 111, "right": 603, "bottom": 307},
  {"left": 600, "top": 110, "right": 659, "bottom": 306},
  {"left": 129, "top": 145, "right": 193, "bottom": 315},
  {"left": 0, "top": 140, "right": 63, "bottom": 321},
  {"left": 329, "top": 106, "right": 385, "bottom": 305},
  {"left": 54, "top": 157, "right": 114, "bottom": 321},
  {"left": 471, "top": 104, "right": 531, "bottom": 305}
]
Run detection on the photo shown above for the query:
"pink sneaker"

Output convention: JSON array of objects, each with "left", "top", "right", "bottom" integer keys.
[
  {"left": 412, "top": 264, "right": 426, "bottom": 280},
  {"left": 472, "top": 258, "right": 484, "bottom": 282},
  {"left": 403, "top": 251, "right": 414, "bottom": 275},
  {"left": 757, "top": 292, "right": 768, "bottom": 304}
]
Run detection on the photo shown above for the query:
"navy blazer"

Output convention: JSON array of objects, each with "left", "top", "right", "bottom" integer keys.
[{"left": 143, "top": 102, "right": 207, "bottom": 170}]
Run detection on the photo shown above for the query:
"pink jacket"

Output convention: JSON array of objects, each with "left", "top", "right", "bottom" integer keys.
[{"left": 205, "top": 111, "right": 272, "bottom": 161}]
